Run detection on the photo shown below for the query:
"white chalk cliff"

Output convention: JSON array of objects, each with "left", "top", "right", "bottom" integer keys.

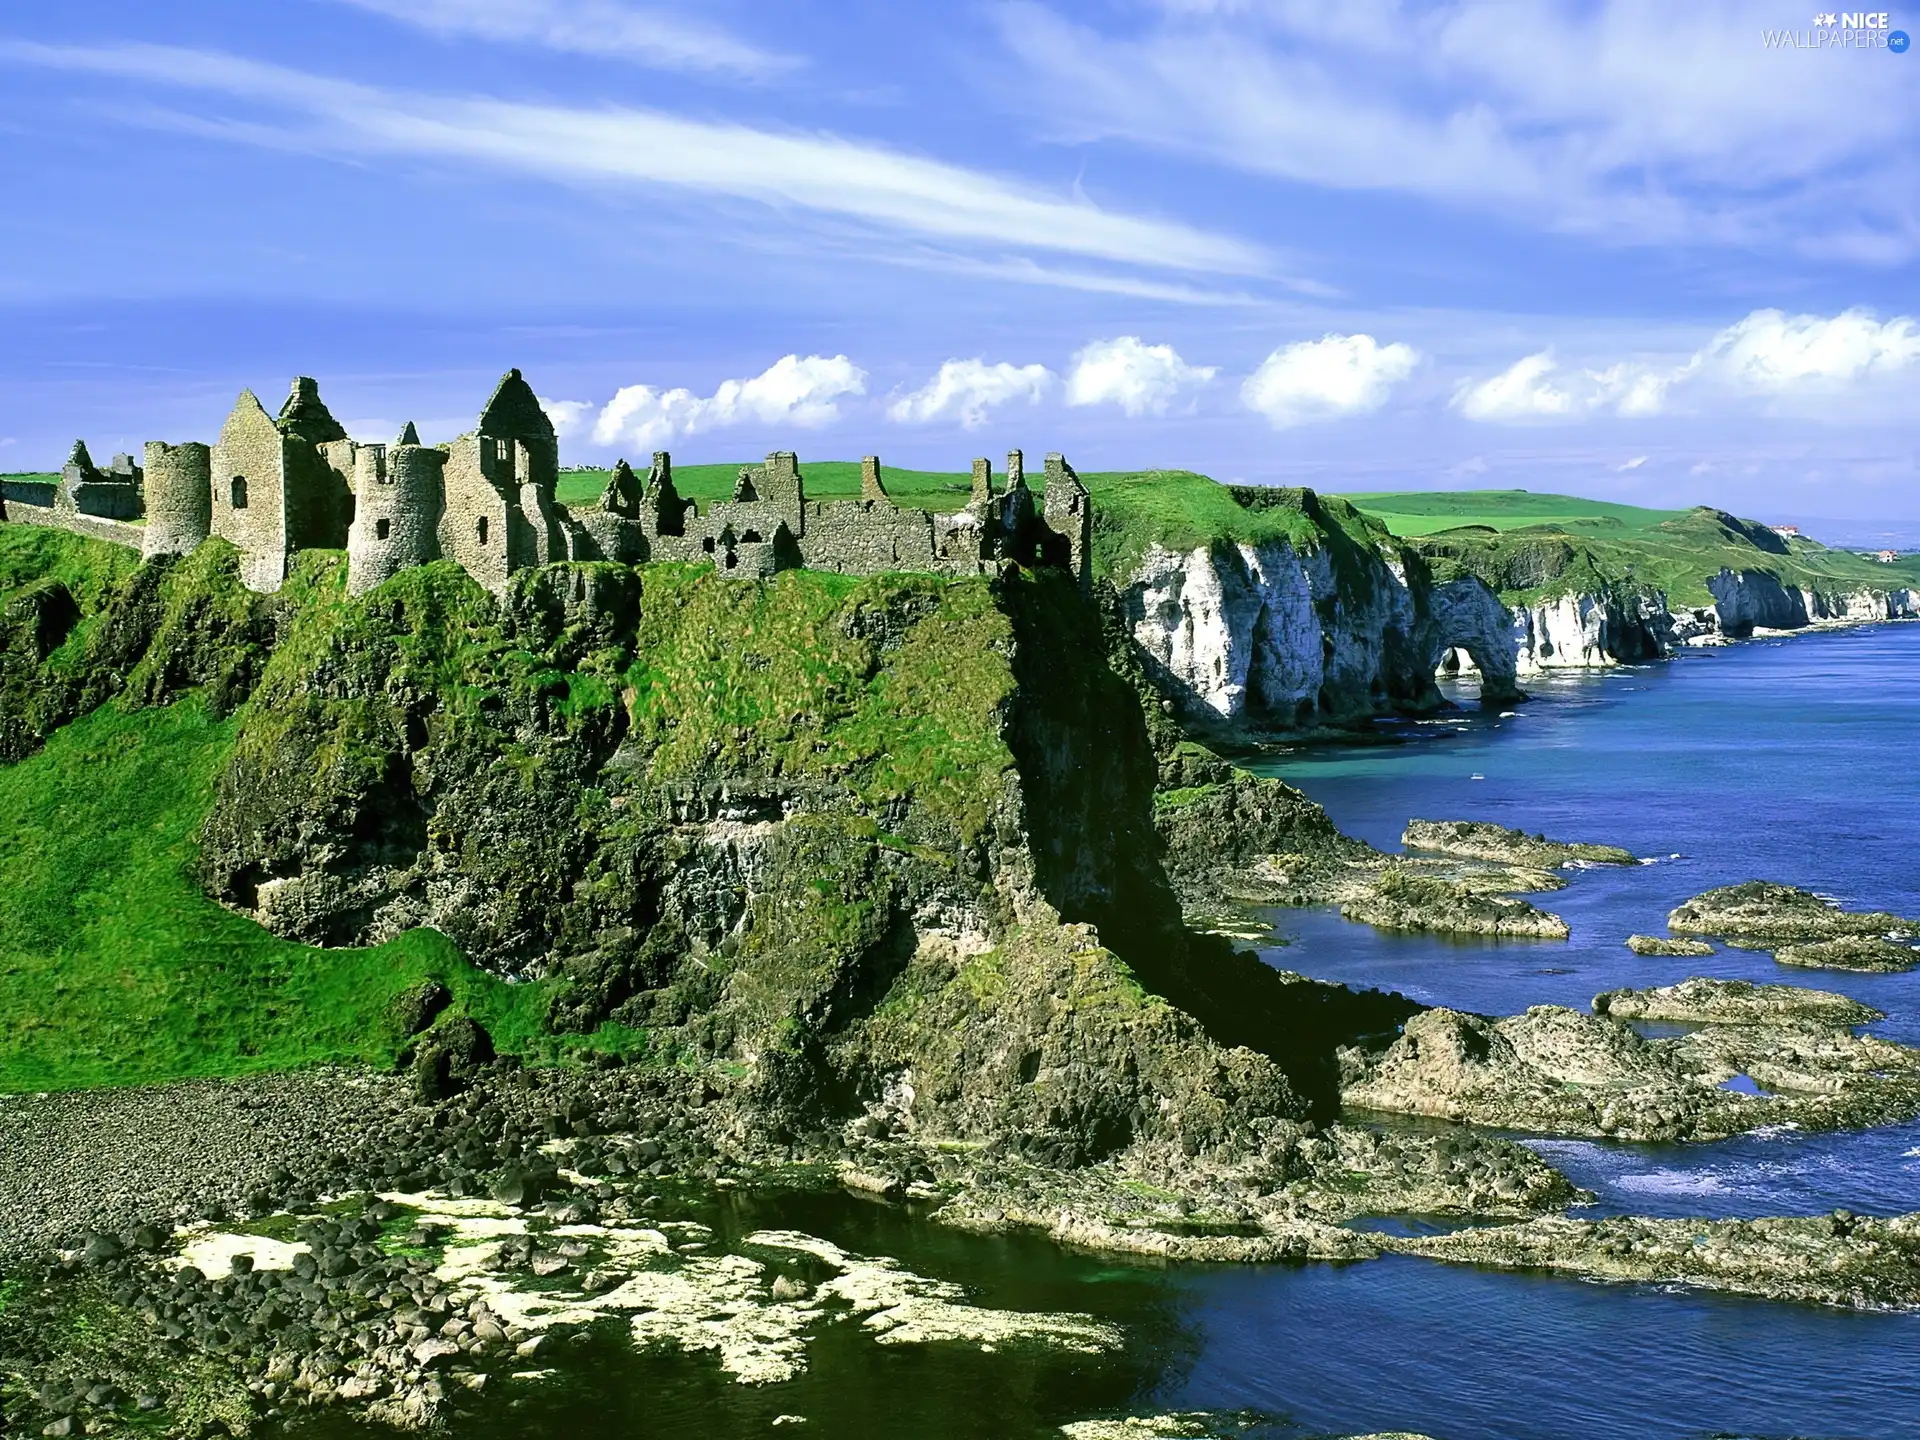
[{"left": 1120, "top": 544, "right": 1916, "bottom": 726}]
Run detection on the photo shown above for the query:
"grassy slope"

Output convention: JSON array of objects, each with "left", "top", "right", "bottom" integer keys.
[
  {"left": 0, "top": 697, "right": 614, "bottom": 1092},
  {"left": 1339, "top": 489, "right": 1920, "bottom": 607},
  {"left": 1338, "top": 488, "right": 1685, "bottom": 537},
  {"left": 0, "top": 530, "right": 655, "bottom": 1093}
]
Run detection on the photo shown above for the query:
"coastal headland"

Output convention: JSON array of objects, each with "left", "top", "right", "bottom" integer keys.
[{"left": 5, "top": 410, "right": 1920, "bottom": 1437}]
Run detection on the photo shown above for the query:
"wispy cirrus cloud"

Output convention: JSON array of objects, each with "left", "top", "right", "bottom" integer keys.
[
  {"left": 0, "top": 42, "right": 1265, "bottom": 278},
  {"left": 329, "top": 0, "right": 797, "bottom": 78},
  {"left": 994, "top": 1, "right": 1920, "bottom": 260}
]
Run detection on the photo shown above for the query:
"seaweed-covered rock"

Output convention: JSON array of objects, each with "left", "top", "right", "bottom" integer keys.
[
  {"left": 1594, "top": 977, "right": 1881, "bottom": 1027},
  {"left": 1339, "top": 1003, "right": 1920, "bottom": 1141},
  {"left": 1775, "top": 937, "right": 1920, "bottom": 973},
  {"left": 1395, "top": 1210, "right": 1920, "bottom": 1310},
  {"left": 1340, "top": 866, "right": 1570, "bottom": 940},
  {"left": 1626, "top": 934, "right": 1715, "bottom": 957},
  {"left": 1668, "top": 881, "right": 1919, "bottom": 945},
  {"left": 1403, "top": 819, "right": 1635, "bottom": 869}
]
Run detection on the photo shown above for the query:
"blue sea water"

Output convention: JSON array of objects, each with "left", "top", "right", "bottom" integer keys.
[{"left": 302, "top": 622, "right": 1920, "bottom": 1440}]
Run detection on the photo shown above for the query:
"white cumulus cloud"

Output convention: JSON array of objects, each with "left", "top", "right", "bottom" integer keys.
[
  {"left": 888, "top": 359, "right": 1054, "bottom": 429},
  {"left": 1065, "top": 336, "right": 1217, "bottom": 416},
  {"left": 1240, "top": 332, "right": 1418, "bottom": 428},
  {"left": 592, "top": 354, "right": 867, "bottom": 449},
  {"left": 1457, "top": 307, "right": 1920, "bottom": 425},
  {"left": 1687, "top": 308, "right": 1920, "bottom": 391},
  {"left": 540, "top": 397, "right": 595, "bottom": 437},
  {"left": 1453, "top": 351, "right": 1669, "bottom": 422}
]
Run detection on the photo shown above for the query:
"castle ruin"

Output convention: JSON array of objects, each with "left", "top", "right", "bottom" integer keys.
[{"left": 2, "top": 369, "right": 1093, "bottom": 597}]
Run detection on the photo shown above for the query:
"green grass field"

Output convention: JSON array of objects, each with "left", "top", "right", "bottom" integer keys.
[
  {"left": 1335, "top": 488, "right": 1687, "bottom": 537},
  {"left": 0, "top": 693, "right": 639, "bottom": 1093}
]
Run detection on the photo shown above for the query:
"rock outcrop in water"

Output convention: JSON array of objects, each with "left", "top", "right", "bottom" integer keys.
[
  {"left": 1776, "top": 937, "right": 1920, "bottom": 973},
  {"left": 1338, "top": 1004, "right": 1920, "bottom": 1141},
  {"left": 1402, "top": 819, "right": 1636, "bottom": 869},
  {"left": 1338, "top": 867, "right": 1571, "bottom": 940},
  {"left": 1394, "top": 1209, "right": 1920, "bottom": 1310},
  {"left": 1626, "top": 934, "right": 1715, "bottom": 957},
  {"left": 1668, "top": 881, "right": 1920, "bottom": 946},
  {"left": 1594, "top": 977, "right": 1883, "bottom": 1027}
]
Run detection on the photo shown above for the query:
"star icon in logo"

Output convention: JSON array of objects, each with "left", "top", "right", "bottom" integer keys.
[{"left": 1814, "top": 11, "right": 1837, "bottom": 23}]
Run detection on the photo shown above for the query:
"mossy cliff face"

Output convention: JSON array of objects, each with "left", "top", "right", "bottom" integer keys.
[{"left": 1, "top": 528, "right": 1376, "bottom": 1166}]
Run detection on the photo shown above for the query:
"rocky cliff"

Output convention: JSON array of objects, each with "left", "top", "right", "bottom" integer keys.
[
  {"left": 1104, "top": 485, "right": 1524, "bottom": 724},
  {"left": 0, "top": 526, "right": 1418, "bottom": 1165}
]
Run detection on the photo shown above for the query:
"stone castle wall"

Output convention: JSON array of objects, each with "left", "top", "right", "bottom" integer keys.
[
  {"left": 211, "top": 392, "right": 295, "bottom": 593},
  {"left": 2, "top": 370, "right": 1095, "bottom": 600}
]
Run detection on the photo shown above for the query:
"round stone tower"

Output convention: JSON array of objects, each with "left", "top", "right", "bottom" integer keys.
[
  {"left": 347, "top": 442, "right": 445, "bottom": 595},
  {"left": 141, "top": 441, "right": 212, "bottom": 560}
]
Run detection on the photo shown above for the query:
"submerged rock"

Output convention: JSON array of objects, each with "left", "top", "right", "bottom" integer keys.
[
  {"left": 1669, "top": 881, "right": 1920, "bottom": 946},
  {"left": 1594, "top": 977, "right": 1882, "bottom": 1027},
  {"left": 1403, "top": 819, "right": 1635, "bottom": 869},
  {"left": 1775, "top": 937, "right": 1920, "bottom": 973},
  {"left": 1625, "top": 934, "right": 1715, "bottom": 957}
]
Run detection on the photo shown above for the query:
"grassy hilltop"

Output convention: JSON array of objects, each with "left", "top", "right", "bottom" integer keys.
[
  {"left": 1338, "top": 488, "right": 1685, "bottom": 537},
  {"left": 1336, "top": 487, "right": 1920, "bottom": 608}
]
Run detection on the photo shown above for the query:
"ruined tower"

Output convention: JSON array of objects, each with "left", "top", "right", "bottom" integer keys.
[
  {"left": 141, "top": 441, "right": 212, "bottom": 559},
  {"left": 209, "top": 378, "right": 354, "bottom": 592},
  {"left": 439, "top": 368, "right": 577, "bottom": 594},
  {"left": 346, "top": 438, "right": 446, "bottom": 595},
  {"left": 1043, "top": 452, "right": 1092, "bottom": 587}
]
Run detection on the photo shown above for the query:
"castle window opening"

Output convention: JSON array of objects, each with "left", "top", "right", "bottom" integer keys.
[
  {"left": 742, "top": 529, "right": 762, "bottom": 543},
  {"left": 230, "top": 476, "right": 247, "bottom": 509},
  {"left": 702, "top": 536, "right": 715, "bottom": 553},
  {"left": 724, "top": 550, "right": 738, "bottom": 569},
  {"left": 375, "top": 518, "right": 390, "bottom": 541},
  {"left": 477, "top": 515, "right": 489, "bottom": 544}
]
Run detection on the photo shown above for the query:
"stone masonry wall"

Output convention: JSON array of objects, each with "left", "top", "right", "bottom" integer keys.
[
  {"left": 211, "top": 391, "right": 293, "bottom": 593},
  {"left": 347, "top": 444, "right": 445, "bottom": 596},
  {"left": 141, "top": 441, "right": 212, "bottom": 560}
]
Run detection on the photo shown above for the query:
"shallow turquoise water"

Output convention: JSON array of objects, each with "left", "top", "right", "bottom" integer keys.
[{"left": 295, "top": 622, "right": 1920, "bottom": 1440}]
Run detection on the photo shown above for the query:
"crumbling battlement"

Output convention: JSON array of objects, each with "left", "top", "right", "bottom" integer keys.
[{"left": 2, "top": 369, "right": 1094, "bottom": 597}]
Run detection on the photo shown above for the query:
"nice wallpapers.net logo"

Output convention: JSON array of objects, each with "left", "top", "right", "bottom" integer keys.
[{"left": 1763, "top": 11, "right": 1912, "bottom": 48}]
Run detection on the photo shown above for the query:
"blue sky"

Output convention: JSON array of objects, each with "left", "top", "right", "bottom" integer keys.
[{"left": 1, "top": 0, "right": 1916, "bottom": 525}]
